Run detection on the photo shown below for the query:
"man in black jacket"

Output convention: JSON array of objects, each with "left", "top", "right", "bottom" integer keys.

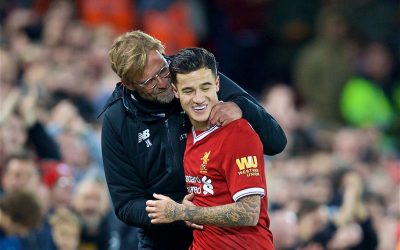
[{"left": 101, "top": 30, "right": 286, "bottom": 249}]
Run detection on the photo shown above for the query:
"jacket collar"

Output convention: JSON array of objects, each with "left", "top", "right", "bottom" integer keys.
[{"left": 98, "top": 82, "right": 181, "bottom": 121}]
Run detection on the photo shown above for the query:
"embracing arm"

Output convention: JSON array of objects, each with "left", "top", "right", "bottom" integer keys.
[
  {"left": 146, "top": 194, "right": 261, "bottom": 227},
  {"left": 217, "top": 73, "right": 286, "bottom": 155}
]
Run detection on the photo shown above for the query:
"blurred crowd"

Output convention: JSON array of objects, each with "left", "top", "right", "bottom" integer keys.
[{"left": 0, "top": 0, "right": 399, "bottom": 250}]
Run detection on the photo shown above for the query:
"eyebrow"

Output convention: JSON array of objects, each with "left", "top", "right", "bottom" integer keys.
[
  {"left": 180, "top": 82, "right": 213, "bottom": 92},
  {"left": 200, "top": 82, "right": 212, "bottom": 87},
  {"left": 181, "top": 86, "right": 194, "bottom": 92},
  {"left": 139, "top": 62, "right": 168, "bottom": 83}
]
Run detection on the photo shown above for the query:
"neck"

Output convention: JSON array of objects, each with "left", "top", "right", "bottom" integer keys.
[{"left": 191, "top": 119, "right": 208, "bottom": 131}]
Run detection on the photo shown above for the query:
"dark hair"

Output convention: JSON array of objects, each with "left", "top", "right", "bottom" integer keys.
[
  {"left": 2, "top": 150, "right": 37, "bottom": 176},
  {"left": 0, "top": 190, "right": 42, "bottom": 229},
  {"left": 170, "top": 47, "right": 217, "bottom": 84}
]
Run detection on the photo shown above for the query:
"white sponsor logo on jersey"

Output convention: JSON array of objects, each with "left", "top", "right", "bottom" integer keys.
[{"left": 201, "top": 176, "right": 214, "bottom": 195}]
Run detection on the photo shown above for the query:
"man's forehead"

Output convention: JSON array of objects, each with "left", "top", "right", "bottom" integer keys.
[
  {"left": 139, "top": 50, "right": 166, "bottom": 81},
  {"left": 8, "top": 159, "right": 37, "bottom": 169},
  {"left": 176, "top": 68, "right": 215, "bottom": 84}
]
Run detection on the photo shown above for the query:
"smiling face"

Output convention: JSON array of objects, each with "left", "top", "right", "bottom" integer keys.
[
  {"left": 128, "top": 49, "right": 174, "bottom": 104},
  {"left": 173, "top": 68, "right": 220, "bottom": 130}
]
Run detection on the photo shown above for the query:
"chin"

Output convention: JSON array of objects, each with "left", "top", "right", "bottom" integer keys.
[
  {"left": 155, "top": 89, "right": 175, "bottom": 104},
  {"left": 83, "top": 216, "right": 102, "bottom": 230},
  {"left": 156, "top": 93, "right": 175, "bottom": 104},
  {"left": 191, "top": 115, "right": 209, "bottom": 125}
]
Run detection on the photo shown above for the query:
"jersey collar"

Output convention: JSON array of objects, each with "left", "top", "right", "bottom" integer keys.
[{"left": 192, "top": 125, "right": 220, "bottom": 144}]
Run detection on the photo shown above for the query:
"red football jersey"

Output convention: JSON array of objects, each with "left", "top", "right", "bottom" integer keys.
[{"left": 184, "top": 119, "right": 274, "bottom": 250}]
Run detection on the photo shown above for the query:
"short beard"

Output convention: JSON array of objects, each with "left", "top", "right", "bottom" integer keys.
[
  {"left": 138, "top": 87, "right": 175, "bottom": 104},
  {"left": 155, "top": 89, "right": 175, "bottom": 104}
]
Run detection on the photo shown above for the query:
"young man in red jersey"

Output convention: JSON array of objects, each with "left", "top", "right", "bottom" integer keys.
[{"left": 146, "top": 48, "right": 274, "bottom": 250}]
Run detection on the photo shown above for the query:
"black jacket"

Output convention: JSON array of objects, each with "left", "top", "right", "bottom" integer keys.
[{"left": 101, "top": 73, "right": 286, "bottom": 249}]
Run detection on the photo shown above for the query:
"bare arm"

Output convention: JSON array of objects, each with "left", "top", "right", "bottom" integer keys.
[{"left": 146, "top": 193, "right": 261, "bottom": 227}]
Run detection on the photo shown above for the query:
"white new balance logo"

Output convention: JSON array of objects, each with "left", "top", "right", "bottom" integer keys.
[
  {"left": 138, "top": 129, "right": 152, "bottom": 148},
  {"left": 138, "top": 129, "right": 150, "bottom": 143}
]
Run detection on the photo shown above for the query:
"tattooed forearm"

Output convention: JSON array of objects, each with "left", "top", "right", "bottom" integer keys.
[{"left": 183, "top": 195, "right": 261, "bottom": 227}]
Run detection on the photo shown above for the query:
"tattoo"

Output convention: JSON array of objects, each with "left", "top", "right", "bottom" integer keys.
[
  {"left": 165, "top": 202, "right": 177, "bottom": 220},
  {"left": 183, "top": 195, "right": 261, "bottom": 227},
  {"left": 165, "top": 202, "right": 185, "bottom": 221}
]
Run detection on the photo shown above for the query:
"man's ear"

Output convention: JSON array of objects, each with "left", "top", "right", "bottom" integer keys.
[
  {"left": 121, "top": 79, "right": 135, "bottom": 91},
  {"left": 172, "top": 83, "right": 179, "bottom": 99},
  {"left": 215, "top": 75, "right": 220, "bottom": 92}
]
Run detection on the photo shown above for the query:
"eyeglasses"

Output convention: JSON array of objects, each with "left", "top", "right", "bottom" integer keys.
[{"left": 136, "top": 62, "right": 170, "bottom": 89}]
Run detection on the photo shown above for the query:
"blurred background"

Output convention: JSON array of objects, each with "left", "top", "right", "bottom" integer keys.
[{"left": 0, "top": 0, "right": 399, "bottom": 249}]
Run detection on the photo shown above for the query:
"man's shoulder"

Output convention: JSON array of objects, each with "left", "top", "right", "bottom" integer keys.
[
  {"left": 225, "top": 118, "right": 256, "bottom": 135},
  {"left": 217, "top": 119, "right": 260, "bottom": 145},
  {"left": 99, "top": 83, "right": 125, "bottom": 117},
  {"left": 103, "top": 98, "right": 125, "bottom": 119}
]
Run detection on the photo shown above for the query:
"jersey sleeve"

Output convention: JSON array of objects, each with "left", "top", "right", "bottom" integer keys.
[{"left": 221, "top": 119, "right": 267, "bottom": 202}]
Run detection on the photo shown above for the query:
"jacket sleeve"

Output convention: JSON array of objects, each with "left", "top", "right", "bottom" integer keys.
[
  {"left": 101, "top": 108, "right": 187, "bottom": 233},
  {"left": 217, "top": 73, "right": 287, "bottom": 155},
  {"left": 101, "top": 110, "right": 153, "bottom": 229}
]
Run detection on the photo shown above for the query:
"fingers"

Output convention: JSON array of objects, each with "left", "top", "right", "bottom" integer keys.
[
  {"left": 151, "top": 218, "right": 162, "bottom": 224},
  {"left": 209, "top": 103, "right": 227, "bottom": 126},
  {"left": 183, "top": 193, "right": 195, "bottom": 207},
  {"left": 145, "top": 200, "right": 156, "bottom": 206},
  {"left": 185, "top": 221, "right": 204, "bottom": 230},
  {"left": 191, "top": 223, "right": 204, "bottom": 230},
  {"left": 208, "top": 102, "right": 242, "bottom": 128},
  {"left": 208, "top": 104, "right": 221, "bottom": 127},
  {"left": 153, "top": 193, "right": 167, "bottom": 199},
  {"left": 145, "top": 206, "right": 157, "bottom": 213},
  {"left": 183, "top": 193, "right": 195, "bottom": 201},
  {"left": 148, "top": 213, "right": 162, "bottom": 224}
]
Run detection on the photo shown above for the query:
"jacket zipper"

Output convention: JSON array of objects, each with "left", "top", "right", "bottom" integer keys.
[{"left": 165, "top": 118, "right": 178, "bottom": 170}]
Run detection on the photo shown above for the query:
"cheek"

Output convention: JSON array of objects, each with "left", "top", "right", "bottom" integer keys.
[
  {"left": 208, "top": 93, "right": 219, "bottom": 104},
  {"left": 179, "top": 96, "right": 191, "bottom": 107}
]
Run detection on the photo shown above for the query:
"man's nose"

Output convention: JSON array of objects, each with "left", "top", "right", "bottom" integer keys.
[{"left": 193, "top": 92, "right": 205, "bottom": 103}]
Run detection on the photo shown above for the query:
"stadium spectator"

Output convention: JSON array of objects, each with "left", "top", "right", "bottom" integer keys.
[
  {"left": 41, "top": 161, "right": 75, "bottom": 210},
  {"left": 340, "top": 42, "right": 400, "bottom": 151},
  {"left": 49, "top": 208, "right": 81, "bottom": 250},
  {"left": 260, "top": 83, "right": 317, "bottom": 157},
  {"left": 72, "top": 176, "right": 138, "bottom": 250},
  {"left": 294, "top": 6, "right": 355, "bottom": 127},
  {"left": 1, "top": 152, "right": 40, "bottom": 194},
  {"left": 0, "top": 190, "right": 42, "bottom": 249},
  {"left": 296, "top": 171, "right": 378, "bottom": 250}
]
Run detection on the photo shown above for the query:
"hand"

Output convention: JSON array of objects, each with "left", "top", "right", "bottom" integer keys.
[
  {"left": 0, "top": 88, "right": 21, "bottom": 124},
  {"left": 185, "top": 220, "right": 204, "bottom": 230},
  {"left": 19, "top": 87, "right": 39, "bottom": 127},
  {"left": 146, "top": 193, "right": 183, "bottom": 224},
  {"left": 208, "top": 102, "right": 242, "bottom": 128},
  {"left": 182, "top": 193, "right": 203, "bottom": 230},
  {"left": 344, "top": 172, "right": 363, "bottom": 194},
  {"left": 182, "top": 193, "right": 195, "bottom": 205},
  {"left": 328, "top": 223, "right": 362, "bottom": 249}
]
